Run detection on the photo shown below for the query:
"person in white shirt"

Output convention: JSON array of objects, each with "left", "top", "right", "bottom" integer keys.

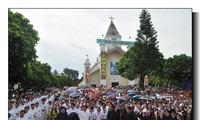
[
  {"left": 23, "top": 106, "right": 30, "bottom": 119},
  {"left": 40, "top": 98, "right": 48, "bottom": 120},
  {"left": 68, "top": 103, "right": 80, "bottom": 115},
  {"left": 101, "top": 106, "right": 108, "bottom": 120},
  {"left": 18, "top": 100, "right": 26, "bottom": 113},
  {"left": 16, "top": 110, "right": 29, "bottom": 120},
  {"left": 9, "top": 103, "right": 18, "bottom": 120},
  {"left": 94, "top": 107, "right": 102, "bottom": 120},
  {"left": 79, "top": 105, "right": 90, "bottom": 120},
  {"left": 34, "top": 102, "right": 41, "bottom": 120},
  {"left": 27, "top": 103, "right": 37, "bottom": 120},
  {"left": 88, "top": 107, "right": 95, "bottom": 120}
]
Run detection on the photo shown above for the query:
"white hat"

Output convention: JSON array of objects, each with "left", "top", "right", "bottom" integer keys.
[
  {"left": 189, "top": 105, "right": 192, "bottom": 108},
  {"left": 10, "top": 99, "right": 15, "bottom": 102},
  {"left": 177, "top": 112, "right": 183, "bottom": 117},
  {"left": 19, "top": 108, "right": 25, "bottom": 113}
]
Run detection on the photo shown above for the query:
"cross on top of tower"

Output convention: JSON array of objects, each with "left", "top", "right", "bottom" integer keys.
[{"left": 109, "top": 16, "right": 114, "bottom": 20}]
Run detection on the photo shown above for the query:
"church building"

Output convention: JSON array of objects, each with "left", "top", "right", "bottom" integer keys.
[{"left": 79, "top": 18, "right": 133, "bottom": 87}]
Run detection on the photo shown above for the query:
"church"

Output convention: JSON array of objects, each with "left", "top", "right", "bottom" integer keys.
[{"left": 79, "top": 18, "right": 138, "bottom": 87}]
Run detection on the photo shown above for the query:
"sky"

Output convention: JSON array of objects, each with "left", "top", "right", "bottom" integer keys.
[{"left": 11, "top": 9, "right": 192, "bottom": 78}]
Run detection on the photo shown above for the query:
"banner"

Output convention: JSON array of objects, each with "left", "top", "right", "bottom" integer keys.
[
  {"left": 97, "top": 39, "right": 134, "bottom": 46},
  {"left": 110, "top": 61, "right": 119, "bottom": 75},
  {"left": 101, "top": 51, "right": 106, "bottom": 79}
]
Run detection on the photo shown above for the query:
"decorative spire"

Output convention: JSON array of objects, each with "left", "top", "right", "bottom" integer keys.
[
  {"left": 84, "top": 54, "right": 91, "bottom": 65},
  {"left": 109, "top": 16, "right": 114, "bottom": 21},
  {"left": 105, "top": 16, "right": 120, "bottom": 37}
]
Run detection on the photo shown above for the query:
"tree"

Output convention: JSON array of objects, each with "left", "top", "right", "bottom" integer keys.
[
  {"left": 117, "top": 9, "right": 163, "bottom": 90},
  {"left": 27, "top": 61, "right": 54, "bottom": 91},
  {"left": 9, "top": 9, "right": 39, "bottom": 91},
  {"left": 63, "top": 68, "right": 80, "bottom": 86},
  {"left": 163, "top": 54, "right": 192, "bottom": 86}
]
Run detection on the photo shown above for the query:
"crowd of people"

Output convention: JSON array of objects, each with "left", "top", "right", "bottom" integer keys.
[{"left": 8, "top": 85, "right": 192, "bottom": 120}]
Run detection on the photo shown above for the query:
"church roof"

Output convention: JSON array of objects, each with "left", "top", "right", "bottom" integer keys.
[
  {"left": 106, "top": 47, "right": 125, "bottom": 55},
  {"left": 105, "top": 20, "right": 121, "bottom": 37}
]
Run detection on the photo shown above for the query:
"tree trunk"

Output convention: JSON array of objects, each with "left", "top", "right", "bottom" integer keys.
[{"left": 139, "top": 72, "right": 144, "bottom": 93}]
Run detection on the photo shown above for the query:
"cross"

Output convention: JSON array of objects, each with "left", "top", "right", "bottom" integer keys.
[{"left": 109, "top": 16, "right": 114, "bottom": 20}]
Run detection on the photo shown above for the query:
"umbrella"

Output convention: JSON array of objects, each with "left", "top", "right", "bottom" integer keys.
[
  {"left": 90, "top": 93, "right": 100, "bottom": 99},
  {"left": 67, "top": 87, "right": 78, "bottom": 92},
  {"left": 127, "top": 89, "right": 137, "bottom": 93},
  {"left": 84, "top": 88, "right": 92, "bottom": 91},
  {"left": 139, "top": 95, "right": 152, "bottom": 100},
  {"left": 108, "top": 93, "right": 118, "bottom": 98},
  {"left": 69, "top": 92, "right": 80, "bottom": 98},
  {"left": 107, "top": 91, "right": 115, "bottom": 95},
  {"left": 132, "top": 95, "right": 142, "bottom": 100},
  {"left": 101, "top": 91, "right": 107, "bottom": 95},
  {"left": 150, "top": 93, "right": 160, "bottom": 98},
  {"left": 158, "top": 93, "right": 173, "bottom": 99},
  {"left": 67, "top": 89, "right": 78, "bottom": 93},
  {"left": 162, "top": 93, "right": 171, "bottom": 96},
  {"left": 132, "top": 94, "right": 146, "bottom": 100},
  {"left": 124, "top": 95, "right": 132, "bottom": 100}
]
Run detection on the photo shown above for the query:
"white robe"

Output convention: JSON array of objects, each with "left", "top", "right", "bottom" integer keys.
[
  {"left": 40, "top": 105, "right": 48, "bottom": 120},
  {"left": 101, "top": 111, "right": 108, "bottom": 120},
  {"left": 88, "top": 112, "right": 95, "bottom": 120},
  {"left": 79, "top": 111, "right": 90, "bottom": 120},
  {"left": 16, "top": 116, "right": 29, "bottom": 120},
  {"left": 27, "top": 108, "right": 37, "bottom": 120},
  {"left": 68, "top": 108, "right": 80, "bottom": 115},
  {"left": 94, "top": 112, "right": 103, "bottom": 120},
  {"left": 9, "top": 108, "right": 18, "bottom": 120}
]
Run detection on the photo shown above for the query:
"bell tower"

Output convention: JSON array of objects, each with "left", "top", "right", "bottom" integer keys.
[{"left": 84, "top": 55, "right": 91, "bottom": 85}]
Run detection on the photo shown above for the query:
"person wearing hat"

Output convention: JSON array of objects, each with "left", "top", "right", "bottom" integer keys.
[
  {"left": 56, "top": 106, "right": 69, "bottom": 120},
  {"left": 9, "top": 103, "right": 18, "bottom": 120},
  {"left": 170, "top": 109, "right": 176, "bottom": 120},
  {"left": 27, "top": 103, "right": 37, "bottom": 120},
  {"left": 16, "top": 110, "right": 28, "bottom": 120},
  {"left": 34, "top": 102, "right": 41, "bottom": 120},
  {"left": 162, "top": 109, "right": 173, "bottom": 120},
  {"left": 24, "top": 106, "right": 30, "bottom": 114},
  {"left": 18, "top": 99, "right": 26, "bottom": 112},
  {"left": 176, "top": 112, "right": 183, "bottom": 120},
  {"left": 40, "top": 98, "right": 48, "bottom": 120}
]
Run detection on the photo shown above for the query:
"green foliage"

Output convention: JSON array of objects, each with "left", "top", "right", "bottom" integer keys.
[
  {"left": 163, "top": 54, "right": 192, "bottom": 85},
  {"left": 8, "top": 10, "right": 81, "bottom": 93},
  {"left": 63, "top": 68, "right": 79, "bottom": 80},
  {"left": 117, "top": 9, "right": 163, "bottom": 90},
  {"left": 9, "top": 9, "right": 39, "bottom": 90},
  {"left": 29, "top": 61, "right": 54, "bottom": 90},
  {"left": 52, "top": 68, "right": 81, "bottom": 88},
  {"left": 148, "top": 75, "right": 162, "bottom": 87}
]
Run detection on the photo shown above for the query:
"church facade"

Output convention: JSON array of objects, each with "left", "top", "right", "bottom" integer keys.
[{"left": 79, "top": 19, "right": 135, "bottom": 87}]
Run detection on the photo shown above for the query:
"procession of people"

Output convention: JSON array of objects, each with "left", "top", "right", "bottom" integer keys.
[{"left": 8, "top": 85, "right": 192, "bottom": 120}]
